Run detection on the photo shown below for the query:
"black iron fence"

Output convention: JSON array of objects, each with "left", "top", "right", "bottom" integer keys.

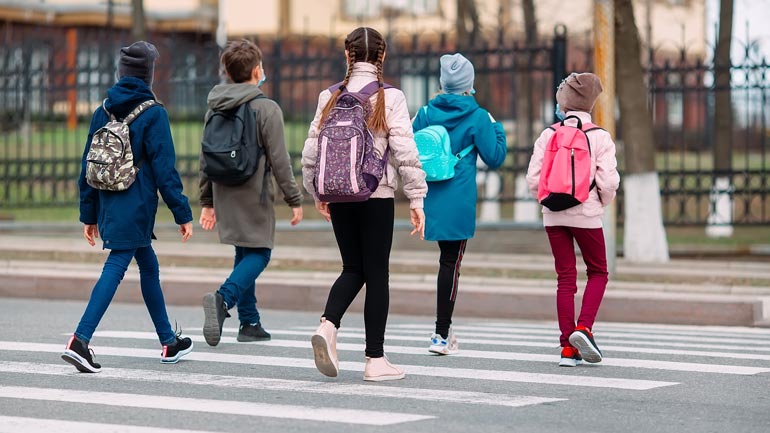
[{"left": 1, "top": 22, "right": 768, "bottom": 226}]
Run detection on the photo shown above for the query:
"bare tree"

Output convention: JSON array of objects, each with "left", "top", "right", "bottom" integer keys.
[
  {"left": 131, "top": 0, "right": 147, "bottom": 41},
  {"left": 706, "top": 0, "right": 735, "bottom": 237},
  {"left": 614, "top": 0, "right": 669, "bottom": 262},
  {"left": 456, "top": 0, "right": 480, "bottom": 50},
  {"left": 513, "top": 0, "right": 541, "bottom": 222}
]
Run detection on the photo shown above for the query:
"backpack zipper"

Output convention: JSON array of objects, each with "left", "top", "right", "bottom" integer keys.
[{"left": 570, "top": 148, "right": 575, "bottom": 196}]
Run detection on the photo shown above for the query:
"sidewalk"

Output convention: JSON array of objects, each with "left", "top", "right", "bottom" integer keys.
[{"left": 1, "top": 229, "right": 768, "bottom": 327}]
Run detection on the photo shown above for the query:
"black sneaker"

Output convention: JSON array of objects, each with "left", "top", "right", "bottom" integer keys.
[
  {"left": 202, "top": 292, "right": 230, "bottom": 346},
  {"left": 161, "top": 332, "right": 194, "bottom": 364},
  {"left": 237, "top": 323, "right": 271, "bottom": 342},
  {"left": 61, "top": 335, "right": 102, "bottom": 373}
]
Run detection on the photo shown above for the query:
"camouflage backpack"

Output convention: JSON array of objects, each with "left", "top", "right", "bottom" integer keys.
[{"left": 85, "top": 99, "right": 157, "bottom": 191}]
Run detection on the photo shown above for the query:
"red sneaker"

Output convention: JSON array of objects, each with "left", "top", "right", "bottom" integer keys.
[
  {"left": 559, "top": 346, "right": 583, "bottom": 367},
  {"left": 569, "top": 326, "right": 603, "bottom": 363}
]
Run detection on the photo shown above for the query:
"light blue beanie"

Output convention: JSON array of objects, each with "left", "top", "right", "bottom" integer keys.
[{"left": 439, "top": 53, "right": 475, "bottom": 94}]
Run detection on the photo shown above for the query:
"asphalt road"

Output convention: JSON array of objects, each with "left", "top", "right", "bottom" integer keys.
[{"left": 0, "top": 297, "right": 768, "bottom": 433}]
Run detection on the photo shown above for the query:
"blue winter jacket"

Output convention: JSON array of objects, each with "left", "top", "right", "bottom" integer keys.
[
  {"left": 78, "top": 77, "right": 192, "bottom": 250},
  {"left": 412, "top": 93, "right": 508, "bottom": 241}
]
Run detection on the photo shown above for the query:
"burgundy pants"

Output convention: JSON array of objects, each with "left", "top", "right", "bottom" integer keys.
[{"left": 545, "top": 226, "right": 608, "bottom": 347}]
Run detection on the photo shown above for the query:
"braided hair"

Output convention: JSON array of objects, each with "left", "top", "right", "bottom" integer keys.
[{"left": 319, "top": 27, "right": 388, "bottom": 134}]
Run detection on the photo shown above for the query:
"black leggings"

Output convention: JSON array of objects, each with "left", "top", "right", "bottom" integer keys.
[
  {"left": 323, "top": 198, "right": 394, "bottom": 358},
  {"left": 435, "top": 239, "right": 467, "bottom": 338}
]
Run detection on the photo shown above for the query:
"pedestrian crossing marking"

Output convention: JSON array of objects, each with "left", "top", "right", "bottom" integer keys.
[
  {"left": 92, "top": 331, "right": 770, "bottom": 375},
  {"left": 0, "top": 361, "right": 563, "bottom": 408},
  {"left": 1, "top": 341, "right": 676, "bottom": 390},
  {"left": 0, "top": 385, "right": 433, "bottom": 426},
  {"left": 0, "top": 416, "right": 221, "bottom": 433}
]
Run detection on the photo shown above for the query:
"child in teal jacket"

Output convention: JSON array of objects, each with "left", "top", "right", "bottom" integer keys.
[{"left": 411, "top": 53, "right": 507, "bottom": 354}]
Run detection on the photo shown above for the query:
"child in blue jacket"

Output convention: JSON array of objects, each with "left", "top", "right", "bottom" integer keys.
[
  {"left": 62, "top": 41, "right": 194, "bottom": 372},
  {"left": 412, "top": 53, "right": 508, "bottom": 354}
]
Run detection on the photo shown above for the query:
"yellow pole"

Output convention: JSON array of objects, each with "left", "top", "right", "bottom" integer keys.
[{"left": 594, "top": 0, "right": 616, "bottom": 275}]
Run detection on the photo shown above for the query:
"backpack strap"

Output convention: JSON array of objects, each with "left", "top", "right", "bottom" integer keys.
[
  {"left": 101, "top": 99, "right": 116, "bottom": 121},
  {"left": 124, "top": 99, "right": 158, "bottom": 125},
  {"left": 456, "top": 145, "right": 474, "bottom": 160},
  {"left": 328, "top": 81, "right": 394, "bottom": 96}
]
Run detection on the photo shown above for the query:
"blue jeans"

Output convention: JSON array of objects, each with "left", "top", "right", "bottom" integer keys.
[
  {"left": 218, "top": 246, "right": 272, "bottom": 325},
  {"left": 75, "top": 246, "right": 175, "bottom": 345}
]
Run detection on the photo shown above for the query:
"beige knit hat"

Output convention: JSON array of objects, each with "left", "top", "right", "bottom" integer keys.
[{"left": 556, "top": 72, "right": 603, "bottom": 112}]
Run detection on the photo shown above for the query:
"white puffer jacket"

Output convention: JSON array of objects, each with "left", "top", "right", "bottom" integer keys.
[
  {"left": 301, "top": 62, "right": 428, "bottom": 209},
  {"left": 525, "top": 111, "right": 620, "bottom": 228}
]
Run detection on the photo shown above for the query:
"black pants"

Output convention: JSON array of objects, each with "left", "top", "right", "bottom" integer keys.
[
  {"left": 435, "top": 239, "right": 467, "bottom": 338},
  {"left": 323, "top": 198, "right": 394, "bottom": 358}
]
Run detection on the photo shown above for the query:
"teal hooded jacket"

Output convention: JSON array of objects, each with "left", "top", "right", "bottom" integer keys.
[{"left": 412, "top": 93, "right": 508, "bottom": 241}]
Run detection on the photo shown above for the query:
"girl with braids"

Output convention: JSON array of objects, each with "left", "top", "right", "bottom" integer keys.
[{"left": 301, "top": 27, "right": 427, "bottom": 382}]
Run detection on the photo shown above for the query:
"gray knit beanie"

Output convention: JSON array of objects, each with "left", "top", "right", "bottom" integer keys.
[
  {"left": 556, "top": 72, "right": 603, "bottom": 112},
  {"left": 118, "top": 41, "right": 159, "bottom": 86},
  {"left": 440, "top": 53, "right": 475, "bottom": 94}
]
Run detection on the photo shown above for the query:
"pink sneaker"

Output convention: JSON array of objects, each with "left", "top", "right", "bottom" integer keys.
[
  {"left": 363, "top": 355, "right": 405, "bottom": 382},
  {"left": 311, "top": 318, "right": 339, "bottom": 377}
]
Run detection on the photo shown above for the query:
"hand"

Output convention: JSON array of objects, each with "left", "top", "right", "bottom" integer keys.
[
  {"left": 199, "top": 207, "right": 216, "bottom": 231},
  {"left": 409, "top": 208, "right": 425, "bottom": 240},
  {"left": 83, "top": 224, "right": 98, "bottom": 246},
  {"left": 290, "top": 206, "right": 304, "bottom": 226},
  {"left": 315, "top": 201, "right": 330, "bottom": 222},
  {"left": 179, "top": 222, "right": 193, "bottom": 242}
]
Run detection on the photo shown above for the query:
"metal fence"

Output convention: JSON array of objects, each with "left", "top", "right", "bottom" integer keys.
[{"left": 1, "top": 22, "right": 768, "bottom": 226}]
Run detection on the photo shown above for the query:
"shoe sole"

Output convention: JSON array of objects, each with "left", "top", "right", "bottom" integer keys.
[
  {"left": 310, "top": 334, "right": 338, "bottom": 377},
  {"left": 363, "top": 372, "right": 406, "bottom": 382},
  {"left": 558, "top": 358, "right": 583, "bottom": 367},
  {"left": 61, "top": 350, "right": 101, "bottom": 373},
  {"left": 569, "top": 332, "right": 602, "bottom": 363},
  {"left": 202, "top": 294, "right": 222, "bottom": 347},
  {"left": 428, "top": 345, "right": 459, "bottom": 355},
  {"left": 237, "top": 335, "right": 271, "bottom": 342},
  {"left": 160, "top": 341, "right": 194, "bottom": 364}
]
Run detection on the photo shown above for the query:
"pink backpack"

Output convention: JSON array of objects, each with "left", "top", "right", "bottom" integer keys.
[{"left": 537, "top": 115, "right": 602, "bottom": 211}]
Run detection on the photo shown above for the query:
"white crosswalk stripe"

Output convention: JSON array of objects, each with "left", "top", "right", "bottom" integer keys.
[{"left": 1, "top": 319, "right": 767, "bottom": 431}]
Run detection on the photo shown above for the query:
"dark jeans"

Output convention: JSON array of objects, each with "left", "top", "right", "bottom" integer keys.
[
  {"left": 323, "top": 198, "right": 394, "bottom": 358},
  {"left": 218, "top": 246, "right": 272, "bottom": 325},
  {"left": 75, "top": 245, "right": 175, "bottom": 344},
  {"left": 545, "top": 226, "right": 608, "bottom": 347},
  {"left": 435, "top": 239, "right": 467, "bottom": 338}
]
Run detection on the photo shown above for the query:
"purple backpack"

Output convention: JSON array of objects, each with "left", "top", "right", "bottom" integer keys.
[{"left": 314, "top": 81, "right": 392, "bottom": 203}]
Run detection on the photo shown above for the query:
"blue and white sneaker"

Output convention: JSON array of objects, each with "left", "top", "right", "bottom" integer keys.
[{"left": 429, "top": 327, "right": 459, "bottom": 355}]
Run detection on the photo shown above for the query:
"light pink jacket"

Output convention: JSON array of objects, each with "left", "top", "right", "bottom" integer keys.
[
  {"left": 301, "top": 62, "right": 428, "bottom": 209},
  {"left": 525, "top": 111, "right": 620, "bottom": 228}
]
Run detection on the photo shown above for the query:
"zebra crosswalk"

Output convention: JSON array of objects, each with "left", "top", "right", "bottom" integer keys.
[{"left": 0, "top": 316, "right": 768, "bottom": 431}]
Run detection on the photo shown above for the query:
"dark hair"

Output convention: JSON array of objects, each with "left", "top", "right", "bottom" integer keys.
[
  {"left": 319, "top": 27, "right": 388, "bottom": 133},
  {"left": 221, "top": 39, "right": 262, "bottom": 83}
]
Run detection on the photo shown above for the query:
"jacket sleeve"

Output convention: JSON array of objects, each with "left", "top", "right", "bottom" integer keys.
[
  {"left": 261, "top": 101, "right": 303, "bottom": 207},
  {"left": 473, "top": 111, "right": 508, "bottom": 169},
  {"left": 78, "top": 109, "right": 104, "bottom": 224},
  {"left": 301, "top": 90, "right": 330, "bottom": 200},
  {"left": 525, "top": 129, "right": 553, "bottom": 199},
  {"left": 198, "top": 110, "right": 213, "bottom": 208},
  {"left": 386, "top": 89, "right": 427, "bottom": 209},
  {"left": 594, "top": 131, "right": 620, "bottom": 205},
  {"left": 145, "top": 107, "right": 193, "bottom": 224}
]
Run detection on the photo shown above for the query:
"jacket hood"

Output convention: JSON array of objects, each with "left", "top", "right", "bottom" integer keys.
[
  {"left": 105, "top": 77, "right": 156, "bottom": 116},
  {"left": 426, "top": 93, "right": 480, "bottom": 129},
  {"left": 207, "top": 83, "right": 263, "bottom": 111}
]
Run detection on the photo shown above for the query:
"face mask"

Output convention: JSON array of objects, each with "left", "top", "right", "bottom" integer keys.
[
  {"left": 555, "top": 103, "right": 565, "bottom": 121},
  {"left": 257, "top": 65, "right": 266, "bottom": 87}
]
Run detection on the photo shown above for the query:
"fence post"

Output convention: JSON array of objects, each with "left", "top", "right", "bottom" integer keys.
[
  {"left": 551, "top": 25, "right": 567, "bottom": 122},
  {"left": 66, "top": 28, "right": 78, "bottom": 131},
  {"left": 272, "top": 38, "right": 282, "bottom": 104}
]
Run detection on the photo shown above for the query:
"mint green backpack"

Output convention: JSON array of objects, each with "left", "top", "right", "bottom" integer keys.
[{"left": 414, "top": 106, "right": 474, "bottom": 182}]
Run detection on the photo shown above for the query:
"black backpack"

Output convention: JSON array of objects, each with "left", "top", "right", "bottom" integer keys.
[{"left": 201, "top": 96, "right": 265, "bottom": 186}]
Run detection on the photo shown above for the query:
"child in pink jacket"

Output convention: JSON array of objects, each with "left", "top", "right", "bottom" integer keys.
[{"left": 525, "top": 72, "right": 620, "bottom": 367}]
